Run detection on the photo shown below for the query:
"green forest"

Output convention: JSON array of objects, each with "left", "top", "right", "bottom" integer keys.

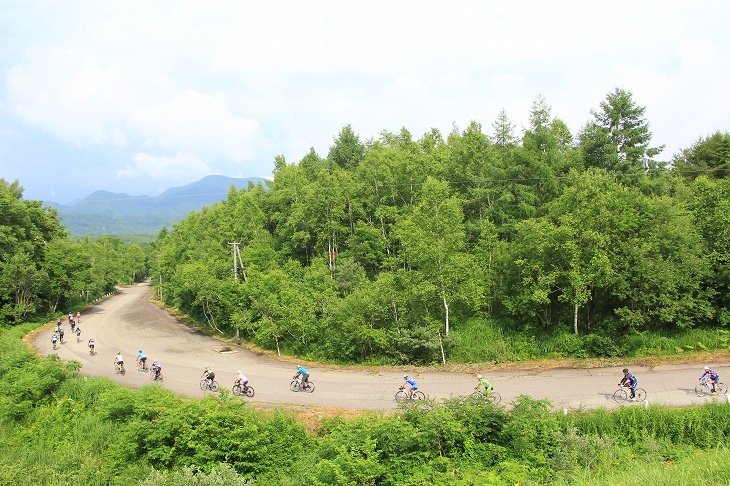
[
  {"left": 145, "top": 88, "right": 730, "bottom": 365},
  {"left": 0, "top": 180, "right": 147, "bottom": 325}
]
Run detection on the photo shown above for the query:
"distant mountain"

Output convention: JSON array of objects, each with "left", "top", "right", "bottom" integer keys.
[{"left": 46, "top": 175, "right": 266, "bottom": 236}]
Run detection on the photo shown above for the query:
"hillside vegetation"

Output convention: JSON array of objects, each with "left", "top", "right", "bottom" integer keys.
[
  {"left": 148, "top": 90, "right": 730, "bottom": 365},
  {"left": 0, "top": 179, "right": 148, "bottom": 323}
]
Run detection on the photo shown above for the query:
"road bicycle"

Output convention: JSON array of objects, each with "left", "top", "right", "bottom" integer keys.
[
  {"left": 470, "top": 388, "right": 501, "bottom": 405},
  {"left": 200, "top": 379, "right": 219, "bottom": 392},
  {"left": 290, "top": 379, "right": 315, "bottom": 393},
  {"left": 395, "top": 386, "right": 425, "bottom": 402},
  {"left": 150, "top": 368, "right": 163, "bottom": 382},
  {"left": 613, "top": 384, "right": 646, "bottom": 403},
  {"left": 695, "top": 378, "right": 728, "bottom": 397},
  {"left": 137, "top": 360, "right": 149, "bottom": 372},
  {"left": 114, "top": 362, "right": 126, "bottom": 375},
  {"left": 232, "top": 383, "right": 255, "bottom": 398}
]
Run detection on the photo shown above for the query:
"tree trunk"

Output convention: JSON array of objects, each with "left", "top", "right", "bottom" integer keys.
[
  {"left": 443, "top": 295, "right": 450, "bottom": 334},
  {"left": 574, "top": 303, "right": 579, "bottom": 336}
]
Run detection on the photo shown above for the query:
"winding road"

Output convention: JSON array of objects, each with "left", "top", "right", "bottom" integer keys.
[{"left": 34, "top": 282, "right": 729, "bottom": 411}]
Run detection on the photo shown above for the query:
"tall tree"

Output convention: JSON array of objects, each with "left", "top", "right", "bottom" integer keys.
[
  {"left": 672, "top": 131, "right": 730, "bottom": 180},
  {"left": 395, "top": 178, "right": 480, "bottom": 334},
  {"left": 579, "top": 87, "right": 665, "bottom": 174},
  {"left": 491, "top": 108, "right": 517, "bottom": 147},
  {"left": 328, "top": 124, "right": 366, "bottom": 170}
]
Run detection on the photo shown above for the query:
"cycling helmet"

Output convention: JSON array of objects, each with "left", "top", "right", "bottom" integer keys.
[
  {"left": 705, "top": 366, "right": 710, "bottom": 370},
  {"left": 403, "top": 374, "right": 408, "bottom": 378},
  {"left": 477, "top": 374, "right": 482, "bottom": 379},
  {"left": 118, "top": 351, "right": 122, "bottom": 354},
  {"left": 139, "top": 350, "right": 143, "bottom": 353},
  {"left": 205, "top": 366, "right": 210, "bottom": 370},
  {"left": 622, "top": 368, "right": 629, "bottom": 373},
  {"left": 238, "top": 370, "right": 242, "bottom": 374}
]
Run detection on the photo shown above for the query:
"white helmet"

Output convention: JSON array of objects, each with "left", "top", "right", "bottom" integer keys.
[
  {"left": 403, "top": 374, "right": 408, "bottom": 378},
  {"left": 477, "top": 374, "right": 482, "bottom": 379},
  {"left": 238, "top": 370, "right": 242, "bottom": 374},
  {"left": 705, "top": 366, "right": 710, "bottom": 370}
]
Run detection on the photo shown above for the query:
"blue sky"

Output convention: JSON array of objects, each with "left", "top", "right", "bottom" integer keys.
[{"left": 1, "top": 1, "right": 728, "bottom": 204}]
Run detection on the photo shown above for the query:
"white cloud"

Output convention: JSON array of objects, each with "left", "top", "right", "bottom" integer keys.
[
  {"left": 132, "top": 90, "right": 259, "bottom": 161},
  {"left": 117, "top": 152, "right": 214, "bottom": 183},
  {"left": 7, "top": 46, "right": 130, "bottom": 145}
]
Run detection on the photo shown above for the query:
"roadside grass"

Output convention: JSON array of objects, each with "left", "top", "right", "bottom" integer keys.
[{"left": 579, "top": 445, "right": 730, "bottom": 486}]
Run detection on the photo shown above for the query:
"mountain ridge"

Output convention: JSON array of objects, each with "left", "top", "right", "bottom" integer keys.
[{"left": 45, "top": 175, "right": 266, "bottom": 236}]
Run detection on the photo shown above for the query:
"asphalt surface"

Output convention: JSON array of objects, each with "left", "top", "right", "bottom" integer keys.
[{"left": 34, "top": 281, "right": 730, "bottom": 411}]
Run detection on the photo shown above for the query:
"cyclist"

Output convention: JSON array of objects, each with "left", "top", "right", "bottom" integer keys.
[
  {"left": 68, "top": 312, "right": 73, "bottom": 321},
  {"left": 75, "top": 326, "right": 82, "bottom": 341},
  {"left": 114, "top": 351, "right": 125, "bottom": 372},
  {"left": 151, "top": 360, "right": 162, "bottom": 380},
  {"left": 700, "top": 366, "right": 720, "bottom": 395},
  {"left": 402, "top": 374, "right": 418, "bottom": 399},
  {"left": 58, "top": 327, "right": 65, "bottom": 343},
  {"left": 51, "top": 333, "right": 58, "bottom": 349},
  {"left": 136, "top": 350, "right": 147, "bottom": 369},
  {"left": 235, "top": 370, "right": 249, "bottom": 389},
  {"left": 474, "top": 374, "right": 493, "bottom": 396},
  {"left": 201, "top": 366, "right": 215, "bottom": 386},
  {"left": 293, "top": 365, "right": 310, "bottom": 388},
  {"left": 54, "top": 318, "right": 60, "bottom": 333},
  {"left": 88, "top": 338, "right": 95, "bottom": 355},
  {"left": 76, "top": 311, "right": 81, "bottom": 323},
  {"left": 619, "top": 368, "right": 638, "bottom": 401},
  {"left": 70, "top": 319, "right": 76, "bottom": 332}
]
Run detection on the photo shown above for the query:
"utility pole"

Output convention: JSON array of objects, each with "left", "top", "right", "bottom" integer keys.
[{"left": 229, "top": 242, "right": 247, "bottom": 282}]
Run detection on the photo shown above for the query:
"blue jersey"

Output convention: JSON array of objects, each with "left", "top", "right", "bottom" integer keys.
[
  {"left": 701, "top": 370, "right": 719, "bottom": 381},
  {"left": 405, "top": 378, "right": 417, "bottom": 387},
  {"left": 621, "top": 373, "right": 637, "bottom": 387},
  {"left": 297, "top": 366, "right": 309, "bottom": 375},
  {"left": 137, "top": 352, "right": 147, "bottom": 360}
]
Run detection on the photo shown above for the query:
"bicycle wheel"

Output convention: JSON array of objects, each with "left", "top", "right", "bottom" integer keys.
[
  {"left": 210, "top": 381, "right": 219, "bottom": 392},
  {"left": 290, "top": 380, "right": 301, "bottom": 392},
  {"left": 413, "top": 391, "right": 425, "bottom": 400},
  {"left": 470, "top": 391, "right": 484, "bottom": 402},
  {"left": 718, "top": 383, "right": 728, "bottom": 394},
  {"left": 303, "top": 381, "right": 315, "bottom": 393},
  {"left": 150, "top": 371, "right": 156, "bottom": 381},
  {"left": 244, "top": 386, "right": 255, "bottom": 397},
  {"left": 489, "top": 392, "right": 502, "bottom": 405},
  {"left": 634, "top": 388, "right": 647, "bottom": 401},
  {"left": 395, "top": 390, "right": 408, "bottom": 402},
  {"left": 200, "top": 379, "right": 208, "bottom": 390},
  {"left": 613, "top": 388, "right": 628, "bottom": 403},
  {"left": 232, "top": 384, "right": 242, "bottom": 396},
  {"left": 695, "top": 383, "right": 709, "bottom": 397}
]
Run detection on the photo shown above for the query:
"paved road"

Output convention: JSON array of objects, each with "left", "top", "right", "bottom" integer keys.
[{"left": 34, "top": 282, "right": 729, "bottom": 411}]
